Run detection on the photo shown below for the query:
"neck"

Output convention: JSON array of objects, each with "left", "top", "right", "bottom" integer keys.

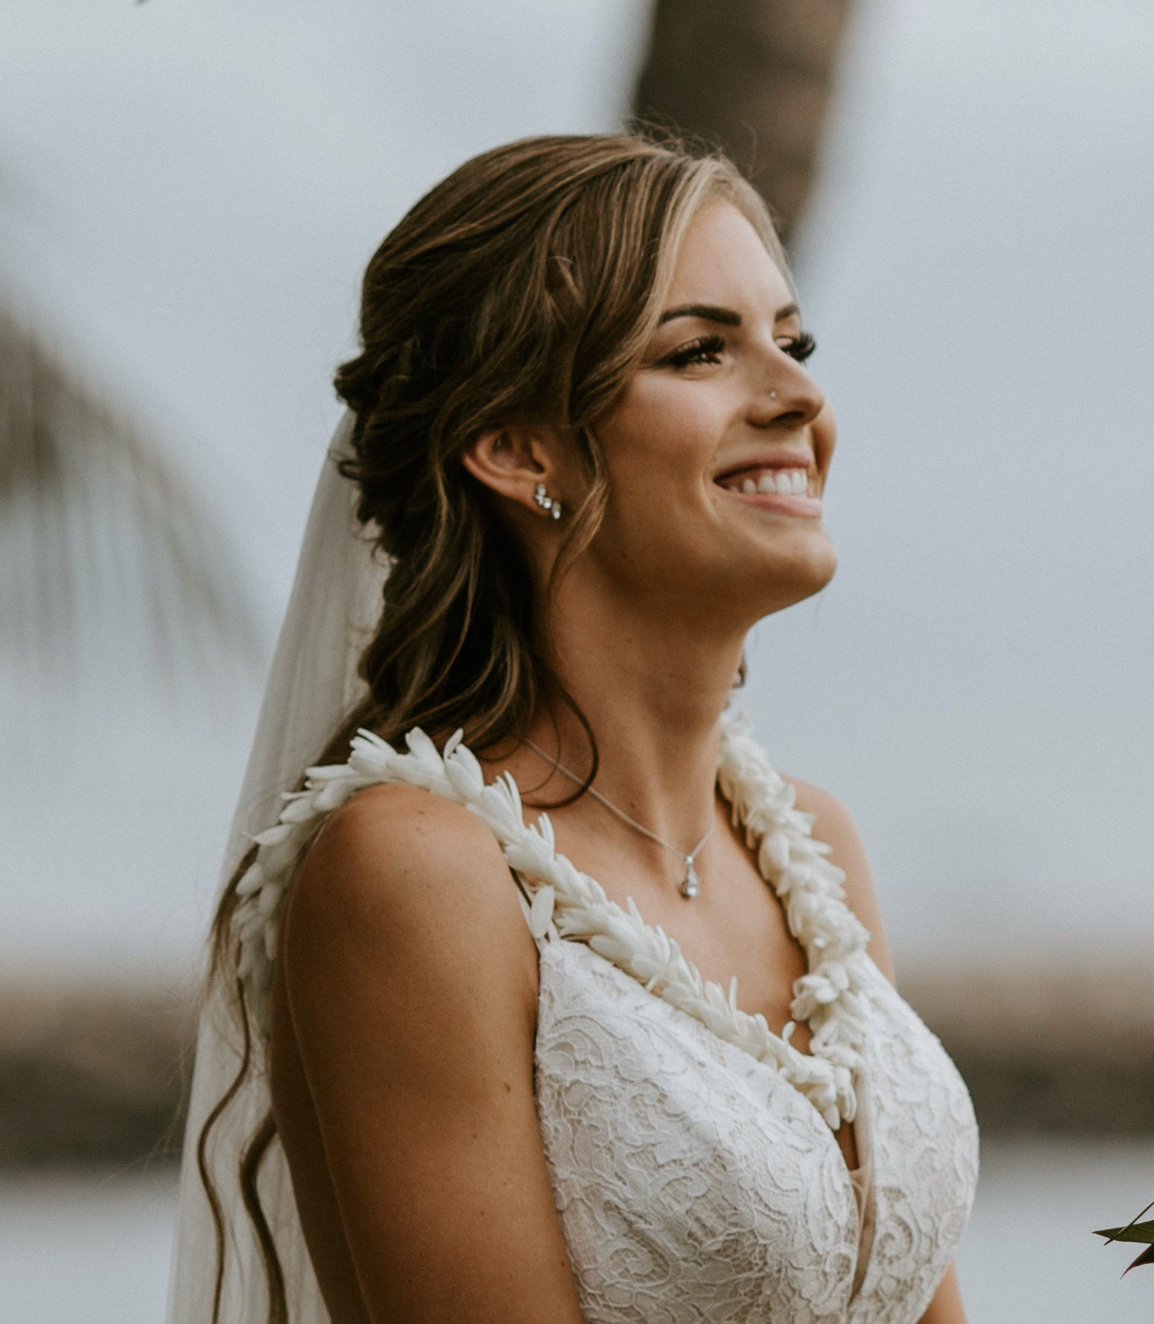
[{"left": 524, "top": 574, "right": 748, "bottom": 850}]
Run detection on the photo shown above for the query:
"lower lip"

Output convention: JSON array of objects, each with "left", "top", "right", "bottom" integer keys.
[{"left": 715, "top": 485, "right": 823, "bottom": 517}]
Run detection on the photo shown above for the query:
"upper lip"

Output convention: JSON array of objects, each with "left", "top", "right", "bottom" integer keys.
[{"left": 712, "top": 451, "right": 815, "bottom": 484}]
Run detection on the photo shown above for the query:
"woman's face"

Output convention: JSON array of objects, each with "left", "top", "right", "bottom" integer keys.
[{"left": 587, "top": 200, "right": 837, "bottom": 626}]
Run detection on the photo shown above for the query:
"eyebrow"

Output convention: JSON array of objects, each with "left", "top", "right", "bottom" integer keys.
[{"left": 657, "top": 301, "right": 800, "bottom": 327}]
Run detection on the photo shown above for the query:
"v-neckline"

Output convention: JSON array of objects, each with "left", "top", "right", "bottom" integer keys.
[
  {"left": 532, "top": 878, "right": 877, "bottom": 1309},
  {"left": 517, "top": 778, "right": 836, "bottom": 1069},
  {"left": 506, "top": 726, "right": 879, "bottom": 1307},
  {"left": 465, "top": 715, "right": 871, "bottom": 1132},
  {"left": 236, "top": 712, "right": 873, "bottom": 1136}
]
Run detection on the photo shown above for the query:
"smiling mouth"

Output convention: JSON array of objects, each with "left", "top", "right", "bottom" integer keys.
[{"left": 712, "top": 464, "right": 823, "bottom": 516}]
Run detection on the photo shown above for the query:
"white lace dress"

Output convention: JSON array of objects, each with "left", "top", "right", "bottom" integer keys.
[{"left": 233, "top": 714, "right": 979, "bottom": 1323}]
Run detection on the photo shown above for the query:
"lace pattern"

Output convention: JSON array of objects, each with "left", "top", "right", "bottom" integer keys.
[
  {"left": 232, "top": 716, "right": 979, "bottom": 1321},
  {"left": 533, "top": 942, "right": 978, "bottom": 1323}
]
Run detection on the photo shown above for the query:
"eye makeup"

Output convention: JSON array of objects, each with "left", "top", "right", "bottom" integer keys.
[{"left": 660, "top": 330, "right": 817, "bottom": 370}]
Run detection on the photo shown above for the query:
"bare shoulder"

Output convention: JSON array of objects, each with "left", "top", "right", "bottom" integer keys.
[
  {"left": 280, "top": 780, "right": 539, "bottom": 1032},
  {"left": 288, "top": 778, "right": 518, "bottom": 916},
  {"left": 781, "top": 776, "right": 896, "bottom": 984},
  {"left": 272, "top": 782, "right": 584, "bottom": 1321}
]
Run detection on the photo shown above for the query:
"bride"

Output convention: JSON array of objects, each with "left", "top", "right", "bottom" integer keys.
[{"left": 168, "top": 133, "right": 978, "bottom": 1323}]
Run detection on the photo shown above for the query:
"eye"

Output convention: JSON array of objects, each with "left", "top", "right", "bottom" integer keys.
[
  {"left": 778, "top": 330, "right": 816, "bottom": 364},
  {"left": 662, "top": 333, "right": 726, "bottom": 369}
]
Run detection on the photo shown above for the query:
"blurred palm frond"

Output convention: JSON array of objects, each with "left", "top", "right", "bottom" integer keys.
[{"left": 0, "top": 302, "right": 264, "bottom": 707}]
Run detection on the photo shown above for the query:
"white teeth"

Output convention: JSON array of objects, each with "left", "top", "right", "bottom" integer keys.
[{"left": 722, "top": 466, "right": 810, "bottom": 495}]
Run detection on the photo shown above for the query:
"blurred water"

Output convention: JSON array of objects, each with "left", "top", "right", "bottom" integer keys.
[
  {"left": 1, "top": 1169, "right": 176, "bottom": 1324},
  {"left": 955, "top": 1137, "right": 1154, "bottom": 1323},
  {"left": 2, "top": 1139, "right": 1151, "bottom": 1323}
]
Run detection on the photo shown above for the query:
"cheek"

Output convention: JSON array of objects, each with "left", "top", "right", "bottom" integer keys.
[{"left": 600, "top": 382, "right": 724, "bottom": 492}]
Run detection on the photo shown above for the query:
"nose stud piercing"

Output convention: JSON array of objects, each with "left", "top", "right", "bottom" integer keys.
[
  {"left": 533, "top": 481, "right": 563, "bottom": 520},
  {"left": 769, "top": 390, "right": 778, "bottom": 399}
]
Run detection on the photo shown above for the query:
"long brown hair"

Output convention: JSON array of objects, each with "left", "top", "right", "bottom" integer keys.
[{"left": 197, "top": 131, "right": 787, "bottom": 1322}]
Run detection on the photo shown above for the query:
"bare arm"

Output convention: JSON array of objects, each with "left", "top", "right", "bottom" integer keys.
[
  {"left": 788, "top": 778, "right": 969, "bottom": 1324},
  {"left": 917, "top": 1262, "right": 968, "bottom": 1323},
  {"left": 273, "top": 783, "right": 585, "bottom": 1324}
]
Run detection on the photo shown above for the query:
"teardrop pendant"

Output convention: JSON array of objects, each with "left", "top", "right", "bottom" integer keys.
[{"left": 681, "top": 857, "right": 700, "bottom": 899}]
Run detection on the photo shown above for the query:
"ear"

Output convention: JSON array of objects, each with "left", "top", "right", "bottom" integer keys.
[{"left": 461, "top": 425, "right": 564, "bottom": 518}]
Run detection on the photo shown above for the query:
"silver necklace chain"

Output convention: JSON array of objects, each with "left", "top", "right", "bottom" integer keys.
[{"left": 522, "top": 737, "right": 714, "bottom": 898}]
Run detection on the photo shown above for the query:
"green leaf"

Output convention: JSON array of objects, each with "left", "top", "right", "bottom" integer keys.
[
  {"left": 1122, "top": 1244, "right": 1154, "bottom": 1276},
  {"left": 1096, "top": 1203, "right": 1154, "bottom": 1273},
  {"left": 1094, "top": 1220, "right": 1154, "bottom": 1245}
]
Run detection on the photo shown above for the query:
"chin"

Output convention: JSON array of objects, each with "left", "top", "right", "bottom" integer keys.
[
  {"left": 798, "top": 549, "right": 838, "bottom": 600},
  {"left": 753, "top": 538, "right": 838, "bottom": 614}
]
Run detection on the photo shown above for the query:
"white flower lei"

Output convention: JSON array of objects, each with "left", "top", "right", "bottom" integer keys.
[{"left": 231, "top": 712, "right": 873, "bottom": 1131}]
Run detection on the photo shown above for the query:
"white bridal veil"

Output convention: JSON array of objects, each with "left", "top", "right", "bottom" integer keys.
[{"left": 167, "top": 409, "right": 386, "bottom": 1323}]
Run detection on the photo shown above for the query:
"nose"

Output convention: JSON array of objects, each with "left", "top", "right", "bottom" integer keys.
[{"left": 745, "top": 350, "right": 826, "bottom": 432}]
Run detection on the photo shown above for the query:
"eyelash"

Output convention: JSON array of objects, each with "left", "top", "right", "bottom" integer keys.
[
  {"left": 664, "top": 334, "right": 727, "bottom": 368},
  {"left": 662, "top": 330, "right": 817, "bottom": 369},
  {"left": 784, "top": 330, "right": 817, "bottom": 364}
]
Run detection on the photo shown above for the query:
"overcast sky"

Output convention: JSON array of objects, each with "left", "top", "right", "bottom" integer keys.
[{"left": 2, "top": 0, "right": 1151, "bottom": 981}]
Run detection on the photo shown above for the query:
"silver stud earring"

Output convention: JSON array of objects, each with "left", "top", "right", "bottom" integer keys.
[{"left": 533, "top": 481, "right": 563, "bottom": 520}]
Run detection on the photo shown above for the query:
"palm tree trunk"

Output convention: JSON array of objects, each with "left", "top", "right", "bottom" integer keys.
[{"left": 631, "top": 0, "right": 853, "bottom": 244}]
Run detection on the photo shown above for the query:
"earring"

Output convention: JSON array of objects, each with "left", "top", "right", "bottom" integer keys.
[{"left": 533, "top": 481, "right": 563, "bottom": 520}]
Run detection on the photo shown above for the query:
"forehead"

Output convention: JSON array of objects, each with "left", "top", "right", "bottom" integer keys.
[{"left": 663, "top": 201, "right": 792, "bottom": 312}]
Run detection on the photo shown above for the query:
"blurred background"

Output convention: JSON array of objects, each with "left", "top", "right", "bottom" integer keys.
[{"left": 2, "top": 0, "right": 1151, "bottom": 1319}]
